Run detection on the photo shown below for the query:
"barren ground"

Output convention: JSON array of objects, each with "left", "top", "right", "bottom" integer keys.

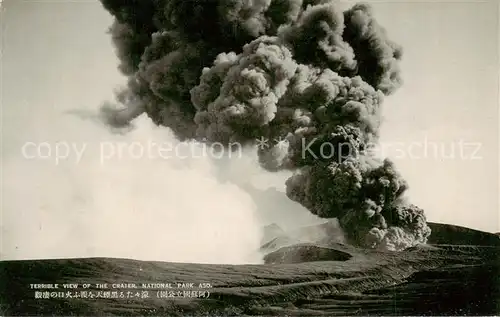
[{"left": 1, "top": 222, "right": 499, "bottom": 316}]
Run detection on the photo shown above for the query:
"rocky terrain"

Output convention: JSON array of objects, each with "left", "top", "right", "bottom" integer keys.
[{"left": 1, "top": 221, "right": 499, "bottom": 316}]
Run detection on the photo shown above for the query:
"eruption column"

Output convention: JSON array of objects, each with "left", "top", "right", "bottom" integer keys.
[{"left": 100, "top": 0, "right": 431, "bottom": 251}]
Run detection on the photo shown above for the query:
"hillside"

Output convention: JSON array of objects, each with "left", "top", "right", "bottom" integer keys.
[{"left": 1, "top": 222, "right": 499, "bottom": 316}]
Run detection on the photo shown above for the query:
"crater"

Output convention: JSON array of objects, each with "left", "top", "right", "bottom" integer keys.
[{"left": 263, "top": 243, "right": 353, "bottom": 264}]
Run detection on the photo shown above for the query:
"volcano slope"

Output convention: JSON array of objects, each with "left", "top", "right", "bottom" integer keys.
[{"left": 1, "top": 221, "right": 499, "bottom": 316}]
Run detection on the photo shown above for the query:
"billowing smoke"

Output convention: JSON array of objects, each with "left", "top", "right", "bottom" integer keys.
[
  {"left": 2, "top": 111, "right": 265, "bottom": 263},
  {"left": 100, "top": 0, "right": 431, "bottom": 250}
]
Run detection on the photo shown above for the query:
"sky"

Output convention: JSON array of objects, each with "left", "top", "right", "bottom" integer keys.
[{"left": 0, "top": 0, "right": 499, "bottom": 261}]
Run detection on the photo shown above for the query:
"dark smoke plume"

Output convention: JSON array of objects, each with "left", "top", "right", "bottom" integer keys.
[{"left": 100, "top": 0, "right": 431, "bottom": 250}]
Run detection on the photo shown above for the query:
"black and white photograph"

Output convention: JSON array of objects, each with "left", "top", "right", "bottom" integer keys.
[{"left": 0, "top": 0, "right": 499, "bottom": 315}]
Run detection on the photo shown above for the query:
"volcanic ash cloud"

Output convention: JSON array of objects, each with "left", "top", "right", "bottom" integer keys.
[{"left": 100, "top": 0, "right": 431, "bottom": 251}]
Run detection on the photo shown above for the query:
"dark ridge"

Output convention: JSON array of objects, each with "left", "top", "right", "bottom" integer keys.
[
  {"left": 261, "top": 223, "right": 286, "bottom": 246},
  {"left": 428, "top": 222, "right": 500, "bottom": 246},
  {"left": 262, "top": 221, "right": 500, "bottom": 249}
]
